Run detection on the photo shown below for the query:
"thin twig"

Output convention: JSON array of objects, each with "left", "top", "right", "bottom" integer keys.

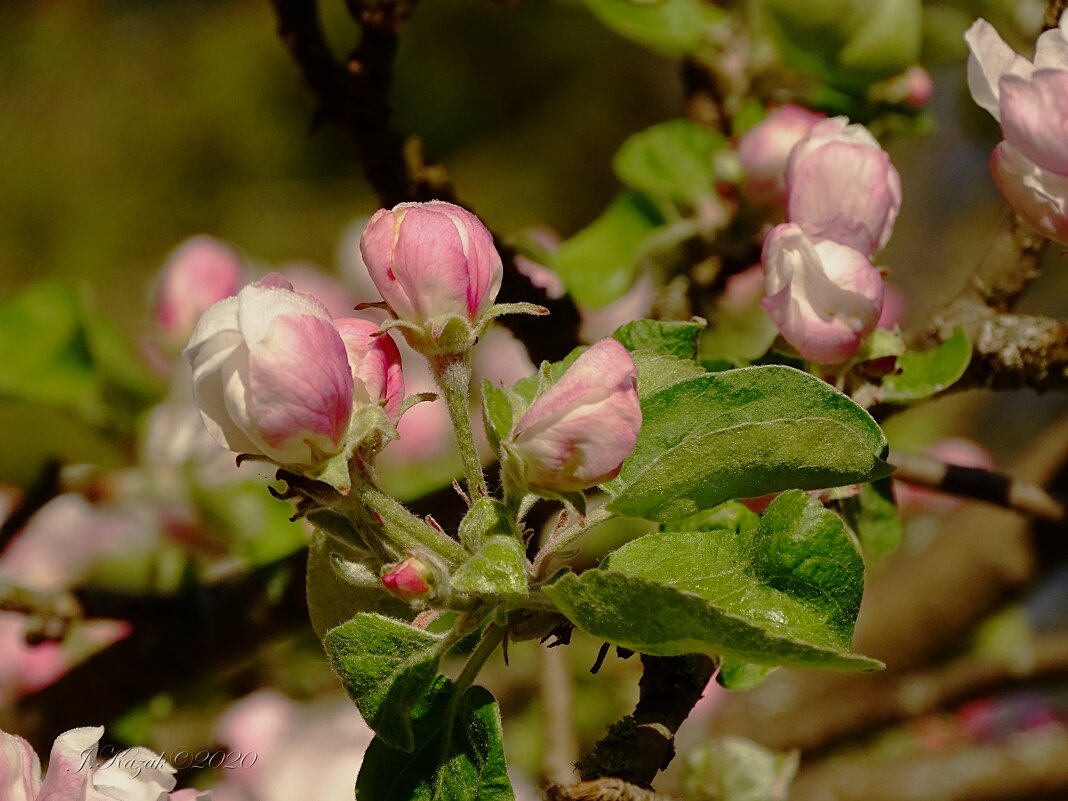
[
  {"left": 539, "top": 643, "right": 579, "bottom": 786},
  {"left": 891, "top": 451, "right": 1066, "bottom": 522}
]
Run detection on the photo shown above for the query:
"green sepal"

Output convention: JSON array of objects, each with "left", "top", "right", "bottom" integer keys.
[
  {"left": 452, "top": 536, "right": 529, "bottom": 604},
  {"left": 613, "top": 317, "right": 707, "bottom": 360}
]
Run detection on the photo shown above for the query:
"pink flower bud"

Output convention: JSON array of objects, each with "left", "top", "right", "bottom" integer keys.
[
  {"left": 381, "top": 556, "right": 434, "bottom": 600},
  {"left": 334, "top": 318, "right": 404, "bottom": 420},
  {"left": 902, "top": 65, "right": 934, "bottom": 108},
  {"left": 359, "top": 201, "right": 503, "bottom": 326},
  {"left": 184, "top": 274, "right": 354, "bottom": 466},
  {"left": 154, "top": 236, "right": 242, "bottom": 344},
  {"left": 966, "top": 14, "right": 1068, "bottom": 244},
  {"left": 509, "top": 339, "right": 641, "bottom": 493},
  {"left": 785, "top": 118, "right": 902, "bottom": 255},
  {"left": 737, "top": 104, "right": 824, "bottom": 206},
  {"left": 761, "top": 223, "right": 884, "bottom": 364}
]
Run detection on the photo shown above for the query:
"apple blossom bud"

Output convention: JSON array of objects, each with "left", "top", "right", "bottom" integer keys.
[
  {"left": 508, "top": 339, "right": 641, "bottom": 493},
  {"left": 334, "top": 318, "right": 404, "bottom": 420},
  {"left": 184, "top": 274, "right": 354, "bottom": 466},
  {"left": 965, "top": 14, "right": 1068, "bottom": 245},
  {"left": 381, "top": 556, "right": 434, "bottom": 600},
  {"left": 359, "top": 200, "right": 503, "bottom": 327},
  {"left": 154, "top": 236, "right": 242, "bottom": 344},
  {"left": 761, "top": 223, "right": 884, "bottom": 364},
  {"left": 736, "top": 104, "right": 824, "bottom": 206},
  {"left": 785, "top": 117, "right": 902, "bottom": 255}
]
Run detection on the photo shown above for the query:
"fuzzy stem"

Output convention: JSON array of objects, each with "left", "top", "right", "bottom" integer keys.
[
  {"left": 430, "top": 352, "right": 488, "bottom": 499},
  {"left": 348, "top": 476, "right": 468, "bottom": 566},
  {"left": 454, "top": 623, "right": 506, "bottom": 696}
]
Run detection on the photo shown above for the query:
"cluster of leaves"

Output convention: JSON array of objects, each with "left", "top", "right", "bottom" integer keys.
[{"left": 319, "top": 319, "right": 899, "bottom": 799}]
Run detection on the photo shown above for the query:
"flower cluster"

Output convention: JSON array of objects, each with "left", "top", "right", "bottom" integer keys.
[
  {"left": 180, "top": 200, "right": 640, "bottom": 516},
  {"left": 739, "top": 111, "right": 899, "bottom": 363},
  {"left": 965, "top": 11, "right": 1068, "bottom": 245}
]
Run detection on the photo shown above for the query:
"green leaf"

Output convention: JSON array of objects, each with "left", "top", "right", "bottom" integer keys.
[
  {"left": 839, "top": 477, "right": 901, "bottom": 558},
  {"left": 881, "top": 327, "right": 971, "bottom": 403},
  {"left": 606, "top": 365, "right": 890, "bottom": 522},
  {"left": 356, "top": 677, "right": 514, "bottom": 801},
  {"left": 584, "top": 0, "right": 724, "bottom": 56},
  {"left": 682, "top": 736, "right": 798, "bottom": 801},
  {"left": 613, "top": 120, "right": 727, "bottom": 205},
  {"left": 550, "top": 192, "right": 664, "bottom": 309},
  {"left": 717, "top": 658, "right": 778, "bottom": 690},
  {"left": 664, "top": 500, "right": 760, "bottom": 537},
  {"left": 545, "top": 492, "right": 877, "bottom": 668},
  {"left": 451, "top": 536, "right": 528, "bottom": 603},
  {"left": 613, "top": 317, "right": 706, "bottom": 360},
  {"left": 632, "top": 350, "right": 706, "bottom": 399},
  {"left": 326, "top": 613, "right": 446, "bottom": 753}
]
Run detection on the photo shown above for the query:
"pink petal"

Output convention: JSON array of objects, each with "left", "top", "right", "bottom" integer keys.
[
  {"left": 0, "top": 730, "right": 41, "bottom": 801},
  {"left": 992, "top": 140, "right": 1068, "bottom": 246},
  {"left": 392, "top": 206, "right": 472, "bottom": 322},
  {"left": 247, "top": 315, "right": 354, "bottom": 464},
  {"left": 428, "top": 201, "right": 503, "bottom": 317},
  {"left": 38, "top": 727, "right": 102, "bottom": 801},
  {"left": 334, "top": 318, "right": 405, "bottom": 419},
  {"left": 964, "top": 18, "right": 1034, "bottom": 122},
  {"left": 1000, "top": 70, "right": 1068, "bottom": 176},
  {"left": 360, "top": 209, "right": 417, "bottom": 321}
]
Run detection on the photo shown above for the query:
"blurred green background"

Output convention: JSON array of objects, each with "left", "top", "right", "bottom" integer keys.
[{"left": 0, "top": 0, "right": 1064, "bottom": 483}]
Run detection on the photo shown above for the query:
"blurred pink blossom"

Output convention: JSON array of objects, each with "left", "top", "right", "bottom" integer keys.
[
  {"left": 966, "top": 12, "right": 1068, "bottom": 244},
  {"left": 578, "top": 273, "right": 654, "bottom": 343},
  {"left": 280, "top": 264, "right": 358, "bottom": 320},
  {"left": 737, "top": 104, "right": 824, "bottom": 207},
  {"left": 786, "top": 117, "right": 902, "bottom": 256},
  {"left": 154, "top": 236, "right": 242, "bottom": 346},
  {"left": 761, "top": 223, "right": 884, "bottom": 364}
]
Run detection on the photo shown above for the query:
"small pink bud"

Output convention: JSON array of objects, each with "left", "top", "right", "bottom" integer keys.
[
  {"left": 902, "top": 65, "right": 934, "bottom": 108},
  {"left": 334, "top": 318, "right": 405, "bottom": 420},
  {"left": 761, "top": 223, "right": 884, "bottom": 364},
  {"left": 737, "top": 104, "right": 824, "bottom": 207},
  {"left": 381, "top": 556, "right": 434, "bottom": 600},
  {"left": 183, "top": 274, "right": 354, "bottom": 466},
  {"left": 785, "top": 118, "right": 902, "bottom": 255},
  {"left": 509, "top": 339, "right": 641, "bottom": 493},
  {"left": 359, "top": 201, "right": 504, "bottom": 326},
  {"left": 154, "top": 236, "right": 242, "bottom": 344}
]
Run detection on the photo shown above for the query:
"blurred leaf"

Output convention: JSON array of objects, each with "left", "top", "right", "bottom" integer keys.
[
  {"left": 839, "top": 476, "right": 901, "bottom": 558},
  {"left": 356, "top": 677, "right": 514, "bottom": 801},
  {"left": 613, "top": 120, "right": 727, "bottom": 205},
  {"left": 544, "top": 491, "right": 877, "bottom": 668},
  {"left": 512, "top": 346, "right": 585, "bottom": 403},
  {"left": 452, "top": 536, "right": 528, "bottom": 603},
  {"left": 613, "top": 317, "right": 706, "bottom": 360},
  {"left": 683, "top": 736, "right": 799, "bottom": 801},
  {"left": 757, "top": 0, "right": 921, "bottom": 91},
  {"left": 0, "top": 281, "right": 162, "bottom": 432},
  {"left": 550, "top": 192, "right": 664, "bottom": 308},
  {"left": 921, "top": 5, "right": 973, "bottom": 65},
  {"left": 699, "top": 296, "right": 779, "bottom": 368},
  {"left": 584, "top": 0, "right": 725, "bottom": 56},
  {"left": 326, "top": 613, "right": 446, "bottom": 753},
  {"left": 881, "top": 327, "right": 971, "bottom": 403},
  {"left": 605, "top": 365, "right": 890, "bottom": 521}
]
